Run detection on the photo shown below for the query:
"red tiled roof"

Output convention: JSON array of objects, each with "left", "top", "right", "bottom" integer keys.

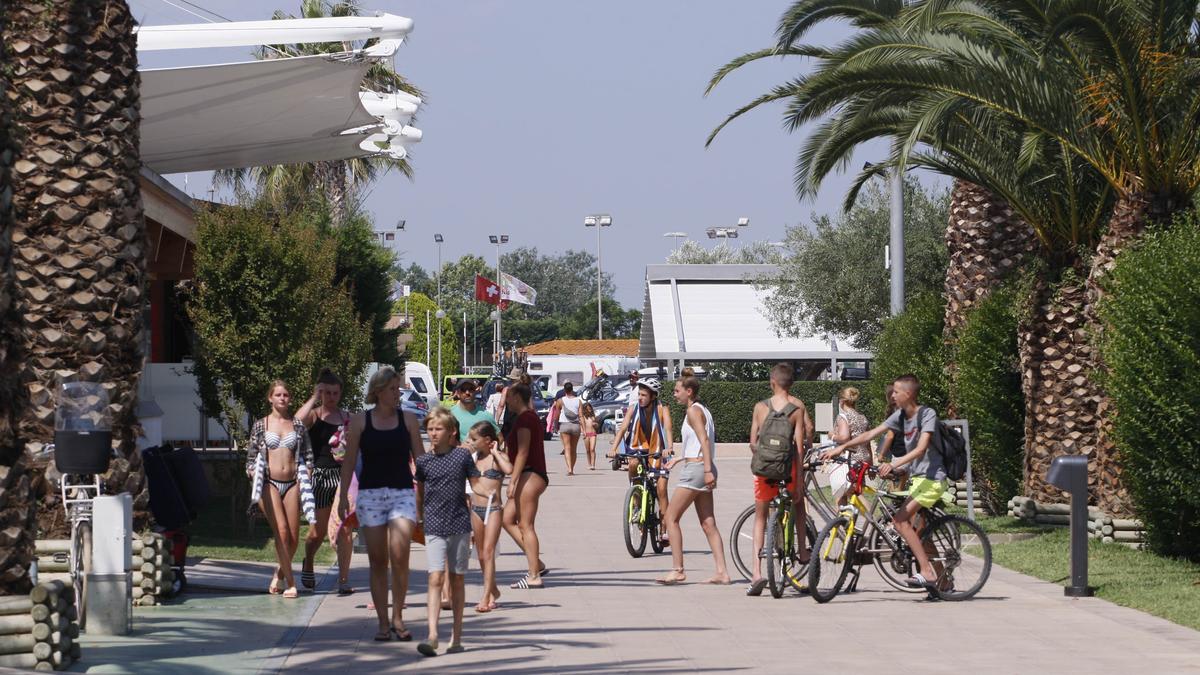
[{"left": 524, "top": 339, "right": 639, "bottom": 356}]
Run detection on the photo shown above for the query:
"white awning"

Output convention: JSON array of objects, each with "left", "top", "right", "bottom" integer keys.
[
  {"left": 640, "top": 264, "right": 871, "bottom": 361},
  {"left": 135, "top": 14, "right": 414, "bottom": 51},
  {"left": 140, "top": 54, "right": 418, "bottom": 174}
]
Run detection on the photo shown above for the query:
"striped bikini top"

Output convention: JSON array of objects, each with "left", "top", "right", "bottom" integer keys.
[{"left": 265, "top": 431, "right": 298, "bottom": 450}]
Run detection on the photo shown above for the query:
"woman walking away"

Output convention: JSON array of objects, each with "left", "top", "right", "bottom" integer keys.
[
  {"left": 608, "top": 378, "right": 673, "bottom": 547},
  {"left": 580, "top": 402, "right": 599, "bottom": 471},
  {"left": 246, "top": 381, "right": 314, "bottom": 599},
  {"left": 296, "top": 369, "right": 354, "bottom": 595},
  {"left": 502, "top": 381, "right": 550, "bottom": 589},
  {"left": 415, "top": 408, "right": 479, "bottom": 656},
  {"left": 338, "top": 366, "right": 425, "bottom": 642},
  {"left": 553, "top": 382, "right": 582, "bottom": 475},
  {"left": 657, "top": 370, "right": 730, "bottom": 585},
  {"left": 468, "top": 421, "right": 511, "bottom": 612}
]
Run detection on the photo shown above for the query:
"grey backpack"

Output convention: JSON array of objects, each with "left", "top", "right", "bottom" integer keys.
[{"left": 751, "top": 401, "right": 798, "bottom": 481}]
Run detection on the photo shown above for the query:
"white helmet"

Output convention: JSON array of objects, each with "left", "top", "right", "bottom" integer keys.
[{"left": 638, "top": 378, "right": 661, "bottom": 394}]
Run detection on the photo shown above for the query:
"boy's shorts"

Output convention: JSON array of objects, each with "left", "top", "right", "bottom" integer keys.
[
  {"left": 754, "top": 462, "right": 800, "bottom": 502},
  {"left": 907, "top": 477, "right": 947, "bottom": 508},
  {"left": 426, "top": 532, "right": 471, "bottom": 575}
]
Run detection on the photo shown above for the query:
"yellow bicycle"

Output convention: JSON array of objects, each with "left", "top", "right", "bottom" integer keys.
[{"left": 807, "top": 456, "right": 991, "bottom": 602}]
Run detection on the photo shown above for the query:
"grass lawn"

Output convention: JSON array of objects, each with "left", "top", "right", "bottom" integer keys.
[
  {"left": 991, "top": 529, "right": 1200, "bottom": 631},
  {"left": 187, "top": 498, "right": 336, "bottom": 565},
  {"left": 944, "top": 507, "right": 1054, "bottom": 535}
]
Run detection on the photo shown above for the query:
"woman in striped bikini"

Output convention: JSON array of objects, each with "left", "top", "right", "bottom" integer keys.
[{"left": 246, "top": 380, "right": 314, "bottom": 599}]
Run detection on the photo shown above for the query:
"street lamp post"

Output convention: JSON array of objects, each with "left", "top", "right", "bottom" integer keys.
[
  {"left": 584, "top": 214, "right": 612, "bottom": 340},
  {"left": 663, "top": 231, "right": 688, "bottom": 250},
  {"left": 488, "top": 234, "right": 509, "bottom": 368},
  {"left": 889, "top": 168, "right": 905, "bottom": 315},
  {"left": 434, "top": 234, "right": 444, "bottom": 393}
]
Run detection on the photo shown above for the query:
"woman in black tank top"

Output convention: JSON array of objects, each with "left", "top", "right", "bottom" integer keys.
[
  {"left": 296, "top": 370, "right": 354, "bottom": 594},
  {"left": 338, "top": 367, "right": 426, "bottom": 642}
]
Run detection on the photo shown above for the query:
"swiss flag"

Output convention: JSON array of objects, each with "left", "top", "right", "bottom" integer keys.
[{"left": 474, "top": 274, "right": 509, "bottom": 308}]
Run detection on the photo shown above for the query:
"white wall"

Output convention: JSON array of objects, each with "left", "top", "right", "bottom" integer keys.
[{"left": 143, "top": 363, "right": 230, "bottom": 445}]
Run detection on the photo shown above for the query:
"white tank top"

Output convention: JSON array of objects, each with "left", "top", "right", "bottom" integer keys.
[
  {"left": 558, "top": 396, "right": 580, "bottom": 424},
  {"left": 681, "top": 402, "right": 715, "bottom": 459}
]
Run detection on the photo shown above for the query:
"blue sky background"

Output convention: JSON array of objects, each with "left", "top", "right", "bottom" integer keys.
[{"left": 131, "top": 0, "right": 898, "bottom": 307}]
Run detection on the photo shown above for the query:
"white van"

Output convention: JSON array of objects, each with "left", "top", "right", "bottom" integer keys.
[{"left": 403, "top": 362, "right": 438, "bottom": 409}]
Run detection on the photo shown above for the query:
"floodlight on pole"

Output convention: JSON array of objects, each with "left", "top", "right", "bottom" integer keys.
[
  {"left": 584, "top": 214, "right": 612, "bottom": 340},
  {"left": 434, "top": 234, "right": 444, "bottom": 390},
  {"left": 864, "top": 161, "right": 906, "bottom": 315}
]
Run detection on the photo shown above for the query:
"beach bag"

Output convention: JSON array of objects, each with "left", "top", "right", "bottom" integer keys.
[{"left": 751, "top": 401, "right": 798, "bottom": 481}]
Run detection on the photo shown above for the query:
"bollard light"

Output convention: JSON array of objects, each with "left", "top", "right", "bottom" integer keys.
[{"left": 1046, "top": 455, "right": 1095, "bottom": 597}]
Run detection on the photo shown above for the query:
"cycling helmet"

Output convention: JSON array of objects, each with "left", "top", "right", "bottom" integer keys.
[{"left": 637, "top": 378, "right": 661, "bottom": 394}]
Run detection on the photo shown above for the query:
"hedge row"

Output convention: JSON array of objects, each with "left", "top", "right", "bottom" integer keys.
[
  {"left": 663, "top": 380, "right": 881, "bottom": 444},
  {"left": 952, "top": 283, "right": 1024, "bottom": 514},
  {"left": 864, "top": 292, "right": 950, "bottom": 417},
  {"left": 1099, "top": 218, "right": 1200, "bottom": 559}
]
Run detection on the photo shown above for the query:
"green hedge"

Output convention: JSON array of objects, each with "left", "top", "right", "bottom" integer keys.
[
  {"left": 952, "top": 283, "right": 1024, "bottom": 514},
  {"left": 866, "top": 292, "right": 950, "bottom": 418},
  {"left": 1100, "top": 216, "right": 1200, "bottom": 559},
  {"left": 663, "top": 381, "right": 880, "bottom": 444}
]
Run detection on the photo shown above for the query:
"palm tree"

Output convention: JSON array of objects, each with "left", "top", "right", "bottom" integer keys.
[
  {"left": 214, "top": 0, "right": 424, "bottom": 224},
  {"left": 705, "top": 0, "right": 1134, "bottom": 507},
  {"left": 1, "top": 0, "right": 146, "bottom": 593}
]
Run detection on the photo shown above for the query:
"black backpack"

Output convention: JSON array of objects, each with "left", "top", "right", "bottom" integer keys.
[
  {"left": 924, "top": 406, "right": 968, "bottom": 480},
  {"left": 751, "top": 401, "right": 798, "bottom": 481}
]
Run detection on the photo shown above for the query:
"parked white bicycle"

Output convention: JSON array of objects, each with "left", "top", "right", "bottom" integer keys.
[{"left": 48, "top": 381, "right": 115, "bottom": 630}]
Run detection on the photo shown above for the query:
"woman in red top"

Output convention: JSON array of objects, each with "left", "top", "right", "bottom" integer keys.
[{"left": 502, "top": 381, "right": 548, "bottom": 589}]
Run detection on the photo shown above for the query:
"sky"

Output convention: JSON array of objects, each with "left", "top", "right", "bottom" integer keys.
[{"left": 130, "top": 0, "right": 886, "bottom": 307}]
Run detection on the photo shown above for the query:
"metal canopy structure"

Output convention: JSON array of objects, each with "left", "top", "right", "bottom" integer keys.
[
  {"left": 136, "top": 14, "right": 422, "bottom": 175},
  {"left": 639, "top": 264, "right": 872, "bottom": 362}
]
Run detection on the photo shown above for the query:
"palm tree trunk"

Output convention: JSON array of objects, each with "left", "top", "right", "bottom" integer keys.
[
  {"left": 5, "top": 1, "right": 147, "bottom": 533},
  {"left": 1018, "top": 273, "right": 1104, "bottom": 504},
  {"left": 313, "top": 160, "right": 348, "bottom": 226},
  {"left": 1, "top": 19, "right": 40, "bottom": 595},
  {"left": 943, "top": 180, "right": 1036, "bottom": 335}
]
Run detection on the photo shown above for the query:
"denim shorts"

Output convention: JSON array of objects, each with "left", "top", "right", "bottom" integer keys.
[{"left": 426, "top": 531, "right": 472, "bottom": 575}]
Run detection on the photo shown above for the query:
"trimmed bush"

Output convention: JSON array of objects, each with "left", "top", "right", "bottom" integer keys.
[
  {"left": 952, "top": 283, "right": 1024, "bottom": 514},
  {"left": 866, "top": 292, "right": 950, "bottom": 417},
  {"left": 663, "top": 381, "right": 879, "bottom": 444},
  {"left": 1099, "top": 217, "right": 1200, "bottom": 559}
]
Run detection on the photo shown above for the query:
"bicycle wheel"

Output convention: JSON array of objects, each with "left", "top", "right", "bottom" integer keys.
[
  {"left": 728, "top": 504, "right": 757, "bottom": 581},
  {"left": 622, "top": 484, "right": 648, "bottom": 558},
  {"left": 764, "top": 511, "right": 784, "bottom": 598},
  {"left": 921, "top": 514, "right": 992, "bottom": 601},
  {"left": 72, "top": 520, "right": 92, "bottom": 628},
  {"left": 808, "top": 516, "right": 853, "bottom": 603},
  {"left": 868, "top": 527, "right": 924, "bottom": 593},
  {"left": 649, "top": 494, "right": 665, "bottom": 555},
  {"left": 779, "top": 515, "right": 817, "bottom": 593}
]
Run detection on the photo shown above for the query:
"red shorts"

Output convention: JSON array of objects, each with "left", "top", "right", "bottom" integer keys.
[{"left": 753, "top": 462, "right": 800, "bottom": 502}]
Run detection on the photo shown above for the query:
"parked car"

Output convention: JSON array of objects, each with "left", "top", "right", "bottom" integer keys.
[{"left": 400, "top": 388, "right": 429, "bottom": 425}]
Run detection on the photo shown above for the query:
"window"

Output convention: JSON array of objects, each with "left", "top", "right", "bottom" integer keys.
[
  {"left": 410, "top": 378, "right": 428, "bottom": 394},
  {"left": 529, "top": 362, "right": 543, "bottom": 371},
  {"left": 557, "top": 372, "right": 584, "bottom": 387}
]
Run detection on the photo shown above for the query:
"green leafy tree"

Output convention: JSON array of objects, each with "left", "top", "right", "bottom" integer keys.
[
  {"left": 394, "top": 262, "right": 433, "bottom": 298},
  {"left": 866, "top": 292, "right": 949, "bottom": 418},
  {"left": 762, "top": 178, "right": 949, "bottom": 349},
  {"left": 500, "top": 247, "right": 615, "bottom": 321},
  {"left": 402, "top": 292, "right": 459, "bottom": 382},
  {"left": 666, "top": 239, "right": 784, "bottom": 264},
  {"left": 560, "top": 298, "right": 642, "bottom": 340},
  {"left": 187, "top": 202, "right": 372, "bottom": 443}
]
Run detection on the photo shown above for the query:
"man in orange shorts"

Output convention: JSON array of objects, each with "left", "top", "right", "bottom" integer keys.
[{"left": 746, "top": 363, "right": 812, "bottom": 596}]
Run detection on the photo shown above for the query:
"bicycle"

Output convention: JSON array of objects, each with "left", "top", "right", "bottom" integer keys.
[
  {"left": 728, "top": 444, "right": 840, "bottom": 594},
  {"left": 807, "top": 455, "right": 991, "bottom": 603},
  {"left": 618, "top": 451, "right": 669, "bottom": 558}
]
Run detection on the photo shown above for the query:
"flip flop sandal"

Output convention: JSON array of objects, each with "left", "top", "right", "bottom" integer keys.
[
  {"left": 417, "top": 640, "right": 439, "bottom": 657},
  {"left": 337, "top": 584, "right": 355, "bottom": 597},
  {"left": 391, "top": 627, "right": 413, "bottom": 642},
  {"left": 510, "top": 576, "right": 544, "bottom": 589},
  {"left": 446, "top": 643, "right": 466, "bottom": 654},
  {"left": 905, "top": 573, "right": 935, "bottom": 589},
  {"left": 474, "top": 604, "right": 491, "bottom": 613},
  {"left": 374, "top": 629, "right": 394, "bottom": 642},
  {"left": 268, "top": 576, "right": 283, "bottom": 595},
  {"left": 282, "top": 587, "right": 299, "bottom": 599},
  {"left": 301, "top": 570, "right": 316, "bottom": 590},
  {"left": 746, "top": 579, "right": 768, "bottom": 597}
]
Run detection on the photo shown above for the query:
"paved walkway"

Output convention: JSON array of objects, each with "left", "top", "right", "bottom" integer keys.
[{"left": 271, "top": 440, "right": 1200, "bottom": 674}]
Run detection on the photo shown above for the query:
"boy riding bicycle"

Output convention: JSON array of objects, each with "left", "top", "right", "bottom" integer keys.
[
  {"left": 825, "top": 373, "right": 944, "bottom": 590},
  {"left": 746, "top": 363, "right": 812, "bottom": 596}
]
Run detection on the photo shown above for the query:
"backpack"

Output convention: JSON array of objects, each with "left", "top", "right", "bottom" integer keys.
[
  {"left": 924, "top": 406, "right": 968, "bottom": 480},
  {"left": 751, "top": 401, "right": 798, "bottom": 481}
]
